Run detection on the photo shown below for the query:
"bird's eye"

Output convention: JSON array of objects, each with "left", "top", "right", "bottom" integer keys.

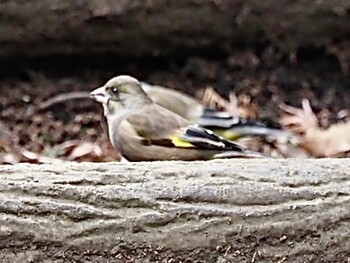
[{"left": 111, "top": 87, "right": 119, "bottom": 95}]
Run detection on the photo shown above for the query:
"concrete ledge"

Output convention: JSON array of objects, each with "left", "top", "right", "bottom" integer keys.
[{"left": 0, "top": 159, "right": 349, "bottom": 262}]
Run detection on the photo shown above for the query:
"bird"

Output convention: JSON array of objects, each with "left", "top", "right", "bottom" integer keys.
[
  {"left": 90, "top": 75, "right": 269, "bottom": 161},
  {"left": 140, "top": 81, "right": 203, "bottom": 122},
  {"left": 141, "top": 81, "right": 293, "bottom": 142},
  {"left": 35, "top": 80, "right": 291, "bottom": 142}
]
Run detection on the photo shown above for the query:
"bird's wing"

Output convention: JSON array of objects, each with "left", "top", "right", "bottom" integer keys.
[
  {"left": 126, "top": 104, "right": 190, "bottom": 139},
  {"left": 139, "top": 124, "right": 247, "bottom": 153},
  {"left": 141, "top": 82, "right": 203, "bottom": 121},
  {"left": 197, "top": 108, "right": 294, "bottom": 141},
  {"left": 168, "top": 124, "right": 246, "bottom": 152},
  {"left": 199, "top": 108, "right": 282, "bottom": 129},
  {"left": 126, "top": 107, "right": 246, "bottom": 152}
]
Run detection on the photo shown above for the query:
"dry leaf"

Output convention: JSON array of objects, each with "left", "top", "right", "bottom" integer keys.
[
  {"left": 21, "top": 148, "right": 66, "bottom": 164},
  {"left": 280, "top": 99, "right": 350, "bottom": 157},
  {"left": 279, "top": 99, "right": 319, "bottom": 134},
  {"left": 65, "top": 141, "right": 102, "bottom": 161},
  {"left": 0, "top": 153, "right": 21, "bottom": 165}
]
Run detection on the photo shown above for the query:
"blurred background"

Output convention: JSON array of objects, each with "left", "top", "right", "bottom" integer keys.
[{"left": 1, "top": 0, "right": 349, "bottom": 163}]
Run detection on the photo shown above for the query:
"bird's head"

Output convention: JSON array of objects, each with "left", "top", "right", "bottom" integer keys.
[{"left": 90, "top": 75, "right": 152, "bottom": 116}]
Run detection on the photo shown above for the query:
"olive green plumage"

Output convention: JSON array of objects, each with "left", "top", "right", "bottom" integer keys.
[{"left": 90, "top": 75, "right": 267, "bottom": 161}]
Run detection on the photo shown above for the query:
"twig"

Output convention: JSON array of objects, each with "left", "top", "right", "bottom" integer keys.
[{"left": 37, "top": 91, "right": 91, "bottom": 111}]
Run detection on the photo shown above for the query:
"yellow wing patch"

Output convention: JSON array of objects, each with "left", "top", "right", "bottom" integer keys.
[
  {"left": 213, "top": 129, "right": 241, "bottom": 141},
  {"left": 170, "top": 135, "right": 195, "bottom": 148}
]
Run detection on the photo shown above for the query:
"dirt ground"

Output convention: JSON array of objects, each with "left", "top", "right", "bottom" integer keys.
[
  {"left": 1, "top": 47, "right": 350, "bottom": 163},
  {"left": 3, "top": 241, "right": 346, "bottom": 262}
]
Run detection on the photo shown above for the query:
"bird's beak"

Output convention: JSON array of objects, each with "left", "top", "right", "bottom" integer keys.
[{"left": 90, "top": 86, "right": 109, "bottom": 105}]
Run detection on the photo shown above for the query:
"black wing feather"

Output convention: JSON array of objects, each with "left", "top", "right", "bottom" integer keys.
[{"left": 181, "top": 125, "right": 244, "bottom": 151}]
